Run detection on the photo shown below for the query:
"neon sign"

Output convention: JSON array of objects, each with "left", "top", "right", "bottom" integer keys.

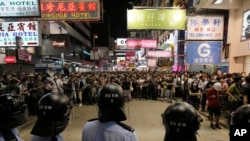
[{"left": 40, "top": 0, "right": 100, "bottom": 21}]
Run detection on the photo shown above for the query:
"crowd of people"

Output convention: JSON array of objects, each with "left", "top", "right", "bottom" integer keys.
[
  {"left": 0, "top": 70, "right": 249, "bottom": 116},
  {"left": 0, "top": 69, "right": 250, "bottom": 140}
]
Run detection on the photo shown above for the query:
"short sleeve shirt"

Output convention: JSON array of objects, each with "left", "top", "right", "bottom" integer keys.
[{"left": 82, "top": 120, "right": 138, "bottom": 141}]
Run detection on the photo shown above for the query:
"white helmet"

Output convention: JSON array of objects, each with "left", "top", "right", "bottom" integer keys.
[{"left": 213, "top": 82, "right": 222, "bottom": 91}]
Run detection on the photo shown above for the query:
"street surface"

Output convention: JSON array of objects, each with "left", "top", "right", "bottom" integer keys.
[{"left": 20, "top": 99, "right": 229, "bottom": 141}]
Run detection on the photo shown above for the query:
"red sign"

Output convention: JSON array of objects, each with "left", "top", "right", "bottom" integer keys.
[
  {"left": 17, "top": 49, "right": 30, "bottom": 62},
  {"left": 127, "top": 39, "right": 157, "bottom": 49},
  {"left": 5, "top": 56, "right": 16, "bottom": 64},
  {"left": 40, "top": 0, "right": 101, "bottom": 21},
  {"left": 126, "top": 51, "right": 135, "bottom": 56}
]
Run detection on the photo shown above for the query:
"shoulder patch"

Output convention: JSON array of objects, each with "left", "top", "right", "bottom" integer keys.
[
  {"left": 117, "top": 122, "right": 135, "bottom": 132},
  {"left": 88, "top": 118, "right": 98, "bottom": 122}
]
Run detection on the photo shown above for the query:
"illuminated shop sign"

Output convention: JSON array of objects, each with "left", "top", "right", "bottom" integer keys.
[
  {"left": 0, "top": 0, "right": 40, "bottom": 17},
  {"left": 127, "top": 39, "right": 157, "bottom": 49},
  {"left": 0, "top": 21, "right": 40, "bottom": 46},
  {"left": 146, "top": 51, "right": 172, "bottom": 57},
  {"left": 187, "top": 16, "right": 224, "bottom": 40},
  {"left": 185, "top": 41, "right": 222, "bottom": 64},
  {"left": 127, "top": 9, "right": 186, "bottom": 30},
  {"left": 5, "top": 56, "right": 16, "bottom": 64},
  {"left": 40, "top": 0, "right": 101, "bottom": 21},
  {"left": 117, "top": 38, "right": 127, "bottom": 46},
  {"left": 52, "top": 41, "right": 66, "bottom": 48}
]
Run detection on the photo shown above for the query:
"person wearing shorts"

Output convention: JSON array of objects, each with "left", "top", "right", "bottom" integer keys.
[{"left": 207, "top": 82, "right": 224, "bottom": 129}]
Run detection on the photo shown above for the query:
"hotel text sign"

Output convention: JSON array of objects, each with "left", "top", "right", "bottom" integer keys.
[
  {"left": 0, "top": 21, "right": 40, "bottom": 46},
  {"left": 0, "top": 0, "right": 40, "bottom": 17},
  {"left": 40, "top": 0, "right": 100, "bottom": 21}
]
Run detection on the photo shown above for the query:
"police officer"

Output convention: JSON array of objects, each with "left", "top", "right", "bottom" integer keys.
[
  {"left": 82, "top": 83, "right": 138, "bottom": 141},
  {"left": 0, "top": 94, "right": 27, "bottom": 141},
  {"left": 162, "top": 102, "right": 201, "bottom": 141},
  {"left": 30, "top": 93, "right": 72, "bottom": 141},
  {"left": 229, "top": 104, "right": 250, "bottom": 141}
]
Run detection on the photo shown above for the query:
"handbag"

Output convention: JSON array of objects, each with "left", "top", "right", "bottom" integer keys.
[{"left": 130, "top": 85, "right": 134, "bottom": 91}]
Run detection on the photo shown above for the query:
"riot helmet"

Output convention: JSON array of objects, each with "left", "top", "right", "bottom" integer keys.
[
  {"left": 163, "top": 102, "right": 201, "bottom": 141},
  {"left": 0, "top": 94, "right": 27, "bottom": 130},
  {"left": 230, "top": 104, "right": 250, "bottom": 125},
  {"left": 97, "top": 83, "right": 126, "bottom": 122},
  {"left": 31, "top": 93, "right": 72, "bottom": 136}
]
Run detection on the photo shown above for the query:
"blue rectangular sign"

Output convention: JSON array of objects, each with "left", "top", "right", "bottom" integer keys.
[{"left": 185, "top": 41, "right": 222, "bottom": 65}]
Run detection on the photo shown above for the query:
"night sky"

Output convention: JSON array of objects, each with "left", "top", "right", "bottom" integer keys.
[{"left": 91, "top": 0, "right": 129, "bottom": 47}]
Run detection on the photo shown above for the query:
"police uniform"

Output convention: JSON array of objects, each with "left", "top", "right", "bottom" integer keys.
[
  {"left": 30, "top": 93, "right": 72, "bottom": 141},
  {"left": 0, "top": 128, "right": 23, "bottom": 141},
  {"left": 82, "top": 119, "right": 138, "bottom": 141},
  {"left": 82, "top": 83, "right": 138, "bottom": 141},
  {"left": 30, "top": 135, "right": 63, "bottom": 141},
  {"left": 0, "top": 94, "right": 27, "bottom": 141}
]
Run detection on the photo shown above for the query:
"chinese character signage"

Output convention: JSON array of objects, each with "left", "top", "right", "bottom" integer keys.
[
  {"left": 127, "top": 9, "right": 186, "bottom": 30},
  {"left": 185, "top": 41, "right": 222, "bottom": 65},
  {"left": 40, "top": 0, "right": 100, "bottom": 21},
  {"left": 0, "top": 0, "right": 40, "bottom": 17},
  {"left": 0, "top": 21, "right": 40, "bottom": 46},
  {"left": 187, "top": 16, "right": 224, "bottom": 40}
]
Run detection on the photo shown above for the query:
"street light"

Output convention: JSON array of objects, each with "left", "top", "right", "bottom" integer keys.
[{"left": 93, "top": 34, "right": 98, "bottom": 47}]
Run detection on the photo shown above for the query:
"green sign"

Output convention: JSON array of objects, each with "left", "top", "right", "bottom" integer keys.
[{"left": 127, "top": 9, "right": 186, "bottom": 30}]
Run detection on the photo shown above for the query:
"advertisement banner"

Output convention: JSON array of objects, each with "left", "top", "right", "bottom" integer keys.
[
  {"left": 146, "top": 51, "right": 172, "bottom": 57},
  {"left": 127, "top": 39, "right": 157, "bottom": 49},
  {"left": 0, "top": 0, "right": 40, "bottom": 17},
  {"left": 186, "top": 41, "right": 222, "bottom": 64},
  {"left": 187, "top": 16, "right": 224, "bottom": 40},
  {"left": 127, "top": 9, "right": 186, "bottom": 30},
  {"left": 40, "top": 0, "right": 101, "bottom": 21},
  {"left": 0, "top": 21, "right": 40, "bottom": 46}
]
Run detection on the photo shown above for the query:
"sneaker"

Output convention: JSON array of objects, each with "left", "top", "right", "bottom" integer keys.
[
  {"left": 215, "top": 124, "right": 221, "bottom": 129},
  {"left": 210, "top": 124, "right": 215, "bottom": 129},
  {"left": 78, "top": 104, "right": 82, "bottom": 107}
]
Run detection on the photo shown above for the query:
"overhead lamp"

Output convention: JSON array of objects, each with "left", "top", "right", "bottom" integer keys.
[{"left": 213, "top": 0, "right": 223, "bottom": 4}]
